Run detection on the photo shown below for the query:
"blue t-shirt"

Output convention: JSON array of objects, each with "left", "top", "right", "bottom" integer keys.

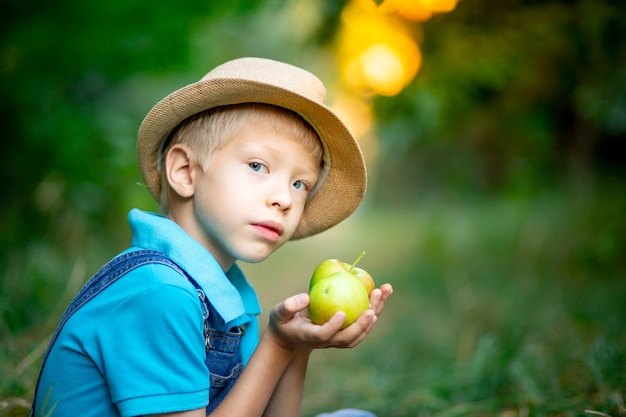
[{"left": 34, "top": 209, "right": 262, "bottom": 416}]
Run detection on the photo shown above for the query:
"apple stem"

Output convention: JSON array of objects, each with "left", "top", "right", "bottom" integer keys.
[{"left": 349, "top": 251, "right": 366, "bottom": 272}]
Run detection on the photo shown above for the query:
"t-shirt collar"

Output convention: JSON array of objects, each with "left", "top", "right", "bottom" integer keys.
[{"left": 127, "top": 208, "right": 262, "bottom": 325}]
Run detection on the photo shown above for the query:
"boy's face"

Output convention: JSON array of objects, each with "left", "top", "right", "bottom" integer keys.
[{"left": 186, "top": 117, "right": 321, "bottom": 269}]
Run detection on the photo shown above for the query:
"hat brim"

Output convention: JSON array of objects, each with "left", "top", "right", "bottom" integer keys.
[{"left": 138, "top": 75, "right": 366, "bottom": 239}]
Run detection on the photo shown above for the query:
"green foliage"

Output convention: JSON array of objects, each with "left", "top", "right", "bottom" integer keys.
[
  {"left": 374, "top": 0, "right": 626, "bottom": 197},
  {"left": 0, "top": 0, "right": 264, "bottom": 253}
]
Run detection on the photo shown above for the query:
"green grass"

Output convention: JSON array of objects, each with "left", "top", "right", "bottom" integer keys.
[{"left": 2, "top": 184, "right": 625, "bottom": 416}]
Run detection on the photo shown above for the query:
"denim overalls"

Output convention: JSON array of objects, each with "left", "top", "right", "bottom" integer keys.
[{"left": 31, "top": 249, "right": 242, "bottom": 416}]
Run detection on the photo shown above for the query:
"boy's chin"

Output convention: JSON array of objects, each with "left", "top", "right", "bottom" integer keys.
[{"left": 238, "top": 241, "right": 288, "bottom": 264}]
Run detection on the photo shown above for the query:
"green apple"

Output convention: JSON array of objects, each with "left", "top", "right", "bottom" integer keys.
[
  {"left": 350, "top": 266, "right": 375, "bottom": 296},
  {"left": 308, "top": 258, "right": 350, "bottom": 291},
  {"left": 309, "top": 251, "right": 375, "bottom": 295},
  {"left": 308, "top": 271, "right": 370, "bottom": 329}
]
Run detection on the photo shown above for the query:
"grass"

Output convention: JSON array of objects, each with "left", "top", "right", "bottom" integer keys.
[{"left": 1, "top": 183, "right": 625, "bottom": 416}]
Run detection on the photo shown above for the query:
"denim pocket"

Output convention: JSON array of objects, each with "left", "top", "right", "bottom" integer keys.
[
  {"left": 205, "top": 327, "right": 242, "bottom": 413},
  {"left": 210, "top": 362, "right": 242, "bottom": 388}
]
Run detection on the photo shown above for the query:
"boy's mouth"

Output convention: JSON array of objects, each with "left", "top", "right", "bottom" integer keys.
[{"left": 252, "top": 221, "right": 284, "bottom": 242}]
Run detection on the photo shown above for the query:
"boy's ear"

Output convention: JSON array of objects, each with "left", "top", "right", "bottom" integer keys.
[{"left": 165, "top": 144, "right": 196, "bottom": 198}]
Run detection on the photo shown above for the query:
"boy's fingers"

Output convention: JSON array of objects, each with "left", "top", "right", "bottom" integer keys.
[
  {"left": 320, "top": 311, "right": 347, "bottom": 334},
  {"left": 370, "top": 283, "right": 393, "bottom": 315},
  {"left": 317, "top": 309, "right": 375, "bottom": 346},
  {"left": 273, "top": 293, "right": 309, "bottom": 323},
  {"left": 381, "top": 283, "right": 394, "bottom": 299},
  {"left": 332, "top": 310, "right": 376, "bottom": 348}
]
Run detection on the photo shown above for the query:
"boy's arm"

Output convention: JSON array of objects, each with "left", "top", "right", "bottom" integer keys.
[
  {"left": 212, "top": 292, "right": 379, "bottom": 417},
  {"left": 151, "top": 284, "right": 393, "bottom": 417},
  {"left": 259, "top": 283, "right": 393, "bottom": 416},
  {"left": 262, "top": 349, "right": 311, "bottom": 417}
]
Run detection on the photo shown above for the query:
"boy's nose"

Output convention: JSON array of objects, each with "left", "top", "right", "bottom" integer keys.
[{"left": 270, "top": 183, "right": 293, "bottom": 211}]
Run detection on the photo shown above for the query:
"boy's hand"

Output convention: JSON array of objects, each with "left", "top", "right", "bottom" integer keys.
[
  {"left": 267, "top": 283, "right": 393, "bottom": 351},
  {"left": 369, "top": 283, "right": 393, "bottom": 316}
]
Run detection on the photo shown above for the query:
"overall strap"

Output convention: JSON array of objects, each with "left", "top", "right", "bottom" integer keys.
[{"left": 31, "top": 249, "right": 207, "bottom": 415}]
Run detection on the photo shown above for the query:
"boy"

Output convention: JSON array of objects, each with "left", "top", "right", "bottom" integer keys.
[{"left": 32, "top": 57, "right": 393, "bottom": 417}]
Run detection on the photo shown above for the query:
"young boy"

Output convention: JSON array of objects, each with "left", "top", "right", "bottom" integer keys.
[{"left": 32, "top": 57, "right": 393, "bottom": 417}]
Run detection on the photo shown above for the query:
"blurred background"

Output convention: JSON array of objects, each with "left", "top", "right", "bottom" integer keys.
[{"left": 1, "top": 0, "right": 625, "bottom": 415}]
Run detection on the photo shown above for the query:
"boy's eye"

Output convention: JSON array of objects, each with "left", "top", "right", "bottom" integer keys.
[
  {"left": 293, "top": 180, "right": 308, "bottom": 191},
  {"left": 249, "top": 162, "right": 267, "bottom": 173}
]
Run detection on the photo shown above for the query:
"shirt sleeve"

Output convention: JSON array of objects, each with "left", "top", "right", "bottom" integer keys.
[{"left": 86, "top": 263, "right": 210, "bottom": 416}]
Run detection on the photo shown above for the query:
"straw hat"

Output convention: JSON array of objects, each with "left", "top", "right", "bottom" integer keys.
[{"left": 137, "top": 57, "right": 366, "bottom": 239}]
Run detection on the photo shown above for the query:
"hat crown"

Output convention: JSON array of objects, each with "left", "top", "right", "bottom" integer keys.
[{"left": 201, "top": 57, "right": 327, "bottom": 105}]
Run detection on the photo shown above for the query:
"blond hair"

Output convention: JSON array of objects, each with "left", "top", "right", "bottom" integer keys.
[{"left": 159, "top": 103, "right": 324, "bottom": 211}]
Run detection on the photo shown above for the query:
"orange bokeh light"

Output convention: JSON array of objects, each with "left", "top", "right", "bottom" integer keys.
[
  {"left": 380, "top": 0, "right": 459, "bottom": 21},
  {"left": 337, "top": 0, "right": 422, "bottom": 96}
]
